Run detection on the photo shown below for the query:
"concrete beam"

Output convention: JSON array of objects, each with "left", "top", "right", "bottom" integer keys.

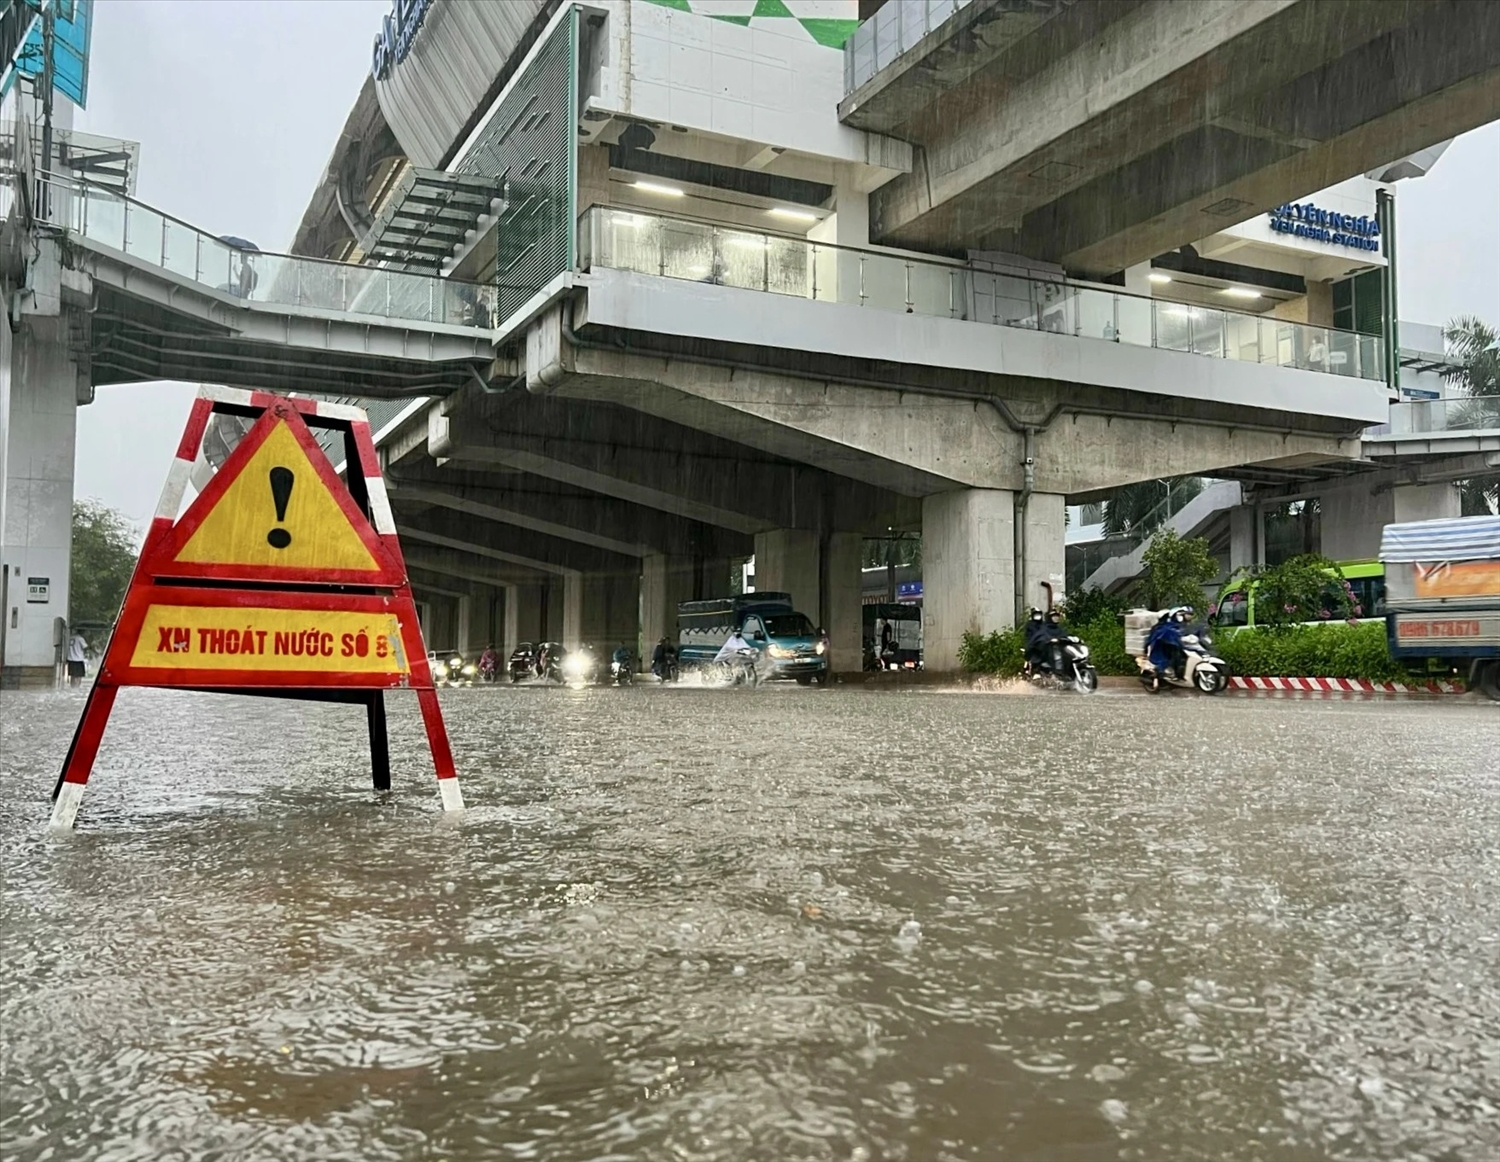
[
  {"left": 388, "top": 473, "right": 750, "bottom": 559},
  {"left": 396, "top": 504, "right": 640, "bottom": 577},
  {"left": 429, "top": 390, "right": 913, "bottom": 535},
  {"left": 549, "top": 334, "right": 1362, "bottom": 496},
  {"left": 859, "top": 0, "right": 1500, "bottom": 272}
]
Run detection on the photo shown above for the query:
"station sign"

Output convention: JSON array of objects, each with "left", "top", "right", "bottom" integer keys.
[
  {"left": 371, "top": 0, "right": 433, "bottom": 81},
  {"left": 1267, "top": 202, "right": 1380, "bottom": 252},
  {"left": 50, "top": 388, "right": 464, "bottom": 829},
  {"left": 26, "top": 576, "right": 49, "bottom": 603}
]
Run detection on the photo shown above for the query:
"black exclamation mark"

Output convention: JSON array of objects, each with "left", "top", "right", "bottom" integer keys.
[{"left": 267, "top": 467, "right": 294, "bottom": 549}]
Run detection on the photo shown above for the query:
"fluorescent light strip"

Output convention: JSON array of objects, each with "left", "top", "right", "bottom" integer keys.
[
  {"left": 768, "top": 207, "right": 818, "bottom": 222},
  {"left": 1221, "top": 287, "right": 1261, "bottom": 299},
  {"left": 1147, "top": 272, "right": 1172, "bottom": 284},
  {"left": 633, "top": 181, "right": 685, "bottom": 197}
]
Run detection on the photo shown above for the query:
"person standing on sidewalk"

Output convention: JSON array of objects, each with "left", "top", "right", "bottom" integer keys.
[{"left": 66, "top": 629, "right": 88, "bottom": 688}]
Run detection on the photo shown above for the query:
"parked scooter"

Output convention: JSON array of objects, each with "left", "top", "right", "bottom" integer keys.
[{"left": 1136, "top": 610, "right": 1228, "bottom": 694}]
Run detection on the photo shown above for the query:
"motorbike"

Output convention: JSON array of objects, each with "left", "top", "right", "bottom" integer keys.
[
  {"left": 534, "top": 642, "right": 567, "bottom": 684},
  {"left": 652, "top": 649, "right": 680, "bottom": 683},
  {"left": 562, "top": 645, "right": 603, "bottom": 687},
  {"left": 1026, "top": 634, "right": 1099, "bottom": 692},
  {"left": 508, "top": 643, "right": 536, "bottom": 683},
  {"left": 1137, "top": 626, "right": 1228, "bottom": 694},
  {"left": 431, "top": 652, "right": 476, "bottom": 688},
  {"left": 710, "top": 646, "right": 761, "bottom": 687},
  {"left": 609, "top": 648, "right": 634, "bottom": 685},
  {"left": 477, "top": 651, "right": 500, "bottom": 683}
]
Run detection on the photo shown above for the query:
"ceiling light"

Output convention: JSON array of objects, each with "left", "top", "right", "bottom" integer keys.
[
  {"left": 1147, "top": 272, "right": 1172, "bottom": 284},
  {"left": 633, "top": 181, "right": 684, "bottom": 197},
  {"left": 1221, "top": 287, "right": 1261, "bottom": 300},
  {"left": 768, "top": 207, "right": 819, "bottom": 223}
]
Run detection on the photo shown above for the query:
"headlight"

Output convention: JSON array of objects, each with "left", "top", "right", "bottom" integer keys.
[
  {"left": 432, "top": 658, "right": 449, "bottom": 672},
  {"left": 563, "top": 654, "right": 588, "bottom": 676},
  {"left": 461, "top": 664, "right": 477, "bottom": 676},
  {"left": 815, "top": 640, "right": 827, "bottom": 655},
  {"left": 768, "top": 645, "right": 792, "bottom": 659}
]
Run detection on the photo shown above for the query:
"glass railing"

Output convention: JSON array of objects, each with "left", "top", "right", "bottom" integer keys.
[
  {"left": 39, "top": 174, "right": 498, "bottom": 330},
  {"left": 1386, "top": 396, "right": 1500, "bottom": 434},
  {"left": 579, "top": 206, "right": 1385, "bottom": 383},
  {"left": 844, "top": 0, "right": 976, "bottom": 94}
]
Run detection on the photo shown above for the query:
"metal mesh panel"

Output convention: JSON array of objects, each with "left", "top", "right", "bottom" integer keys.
[{"left": 455, "top": 8, "right": 577, "bottom": 324}]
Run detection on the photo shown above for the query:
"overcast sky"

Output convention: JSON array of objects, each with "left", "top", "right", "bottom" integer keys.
[{"left": 71, "top": 0, "right": 1500, "bottom": 526}]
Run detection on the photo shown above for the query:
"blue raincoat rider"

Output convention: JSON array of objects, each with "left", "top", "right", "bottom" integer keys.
[{"left": 1145, "top": 609, "right": 1189, "bottom": 679}]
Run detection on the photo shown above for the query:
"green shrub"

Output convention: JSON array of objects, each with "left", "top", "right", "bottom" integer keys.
[
  {"left": 957, "top": 627, "right": 1026, "bottom": 675},
  {"left": 1216, "top": 621, "right": 1407, "bottom": 681}
]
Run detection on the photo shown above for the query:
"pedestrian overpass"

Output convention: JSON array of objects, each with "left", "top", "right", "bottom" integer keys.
[{"left": 42, "top": 176, "right": 496, "bottom": 399}]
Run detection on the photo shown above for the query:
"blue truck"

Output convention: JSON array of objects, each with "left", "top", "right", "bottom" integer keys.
[
  {"left": 677, "top": 593, "right": 829, "bottom": 684},
  {"left": 1380, "top": 515, "right": 1500, "bottom": 701}
]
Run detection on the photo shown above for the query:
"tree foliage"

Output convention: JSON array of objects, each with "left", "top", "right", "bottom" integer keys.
[
  {"left": 1135, "top": 528, "right": 1219, "bottom": 610},
  {"left": 1443, "top": 316, "right": 1500, "bottom": 515},
  {"left": 1237, "top": 554, "right": 1355, "bottom": 631},
  {"left": 1100, "top": 477, "right": 1205, "bottom": 539},
  {"left": 69, "top": 500, "right": 139, "bottom": 629}
]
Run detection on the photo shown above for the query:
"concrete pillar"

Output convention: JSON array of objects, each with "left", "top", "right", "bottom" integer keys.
[
  {"left": 642, "top": 553, "right": 696, "bottom": 656},
  {"left": 1019, "top": 493, "right": 1067, "bottom": 614},
  {"left": 455, "top": 594, "right": 473, "bottom": 655},
  {"left": 579, "top": 572, "right": 639, "bottom": 651},
  {"left": 1228, "top": 506, "right": 1257, "bottom": 574},
  {"left": 695, "top": 556, "right": 734, "bottom": 600},
  {"left": 922, "top": 489, "right": 1014, "bottom": 673},
  {"left": 823, "top": 531, "right": 863, "bottom": 675},
  {"left": 1321, "top": 478, "right": 1460, "bottom": 561},
  {"left": 505, "top": 583, "right": 545, "bottom": 655},
  {"left": 754, "top": 529, "right": 821, "bottom": 618},
  {"left": 1393, "top": 481, "right": 1460, "bottom": 526},
  {"left": 561, "top": 571, "right": 583, "bottom": 647},
  {"left": 2, "top": 324, "right": 81, "bottom": 687}
]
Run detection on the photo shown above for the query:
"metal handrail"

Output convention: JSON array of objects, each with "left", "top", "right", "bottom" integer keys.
[
  {"left": 36, "top": 171, "right": 496, "bottom": 295},
  {"left": 579, "top": 205, "right": 1386, "bottom": 382}
]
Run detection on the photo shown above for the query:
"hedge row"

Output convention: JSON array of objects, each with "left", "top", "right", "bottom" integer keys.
[{"left": 958, "top": 617, "right": 1414, "bottom": 683}]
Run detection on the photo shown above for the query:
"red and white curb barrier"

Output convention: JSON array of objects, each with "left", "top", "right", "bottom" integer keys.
[{"left": 1227, "top": 676, "right": 1465, "bottom": 695}]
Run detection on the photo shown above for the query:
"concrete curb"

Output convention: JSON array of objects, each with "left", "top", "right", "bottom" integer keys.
[{"left": 1227, "top": 676, "right": 1466, "bottom": 695}]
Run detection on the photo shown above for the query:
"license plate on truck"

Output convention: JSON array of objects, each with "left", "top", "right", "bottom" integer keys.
[{"left": 1389, "top": 613, "right": 1500, "bottom": 650}]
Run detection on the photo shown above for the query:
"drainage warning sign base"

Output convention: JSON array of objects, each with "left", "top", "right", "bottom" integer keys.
[{"left": 51, "top": 388, "right": 464, "bottom": 828}]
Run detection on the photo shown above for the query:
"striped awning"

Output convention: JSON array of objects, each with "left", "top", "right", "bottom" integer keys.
[{"left": 1379, "top": 515, "right": 1500, "bottom": 563}]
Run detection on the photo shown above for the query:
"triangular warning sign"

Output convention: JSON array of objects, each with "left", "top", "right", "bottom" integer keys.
[{"left": 146, "top": 405, "right": 405, "bottom": 586}]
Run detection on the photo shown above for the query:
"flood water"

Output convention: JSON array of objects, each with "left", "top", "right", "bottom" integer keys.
[{"left": 2, "top": 684, "right": 1498, "bottom": 1161}]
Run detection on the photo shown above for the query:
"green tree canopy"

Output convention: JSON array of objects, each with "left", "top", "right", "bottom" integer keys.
[
  {"left": 70, "top": 500, "right": 139, "bottom": 630},
  {"left": 1101, "top": 477, "right": 1206, "bottom": 539},
  {"left": 1136, "top": 527, "right": 1219, "bottom": 609},
  {"left": 1442, "top": 316, "right": 1500, "bottom": 515}
]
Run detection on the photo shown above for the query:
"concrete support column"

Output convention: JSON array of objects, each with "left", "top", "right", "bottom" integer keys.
[
  {"left": 1322, "top": 478, "right": 1460, "bottom": 561},
  {"left": 579, "top": 572, "right": 640, "bottom": 651},
  {"left": 922, "top": 489, "right": 1015, "bottom": 673},
  {"left": 455, "top": 594, "right": 473, "bottom": 655},
  {"left": 505, "top": 583, "right": 545, "bottom": 657},
  {"left": 2, "top": 323, "right": 81, "bottom": 688},
  {"left": 754, "top": 529, "right": 821, "bottom": 618},
  {"left": 1393, "top": 481, "right": 1460, "bottom": 525},
  {"left": 642, "top": 553, "right": 696, "bottom": 656},
  {"left": 561, "top": 571, "right": 583, "bottom": 648},
  {"left": 1228, "top": 506, "right": 1258, "bottom": 574},
  {"left": 823, "top": 532, "right": 863, "bottom": 675},
  {"left": 1019, "top": 492, "right": 1067, "bottom": 613}
]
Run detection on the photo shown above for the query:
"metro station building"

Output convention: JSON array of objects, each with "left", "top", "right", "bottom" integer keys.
[{"left": 5, "top": 0, "right": 1497, "bottom": 681}]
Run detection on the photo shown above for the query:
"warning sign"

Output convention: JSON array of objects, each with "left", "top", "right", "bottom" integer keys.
[
  {"left": 149, "top": 404, "right": 404, "bottom": 586},
  {"left": 51, "top": 389, "right": 464, "bottom": 829}
]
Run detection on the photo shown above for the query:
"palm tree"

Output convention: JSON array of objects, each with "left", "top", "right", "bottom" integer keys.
[
  {"left": 1442, "top": 316, "right": 1500, "bottom": 516},
  {"left": 1100, "top": 477, "right": 1205, "bottom": 539}
]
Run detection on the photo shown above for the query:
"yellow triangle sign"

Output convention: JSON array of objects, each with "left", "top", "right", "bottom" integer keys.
[{"left": 156, "top": 412, "right": 399, "bottom": 584}]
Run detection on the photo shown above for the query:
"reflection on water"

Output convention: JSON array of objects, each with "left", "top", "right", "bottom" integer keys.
[{"left": 2, "top": 685, "right": 1498, "bottom": 1161}]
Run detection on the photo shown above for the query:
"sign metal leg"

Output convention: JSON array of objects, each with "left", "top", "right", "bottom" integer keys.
[
  {"left": 416, "top": 687, "right": 464, "bottom": 811},
  {"left": 368, "top": 691, "right": 391, "bottom": 791},
  {"left": 50, "top": 683, "right": 118, "bottom": 829}
]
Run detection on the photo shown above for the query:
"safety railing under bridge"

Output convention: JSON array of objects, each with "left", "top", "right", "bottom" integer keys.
[
  {"left": 39, "top": 174, "right": 498, "bottom": 330},
  {"left": 578, "top": 206, "right": 1385, "bottom": 384}
]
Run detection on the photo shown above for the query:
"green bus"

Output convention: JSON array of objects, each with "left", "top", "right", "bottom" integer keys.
[{"left": 1210, "top": 560, "right": 1386, "bottom": 629}]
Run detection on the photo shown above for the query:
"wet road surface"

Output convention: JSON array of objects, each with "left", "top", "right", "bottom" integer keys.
[{"left": 2, "top": 684, "right": 1498, "bottom": 1161}]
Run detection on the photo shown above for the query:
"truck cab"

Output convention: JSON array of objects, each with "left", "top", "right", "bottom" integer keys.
[{"left": 678, "top": 593, "right": 829, "bottom": 684}]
